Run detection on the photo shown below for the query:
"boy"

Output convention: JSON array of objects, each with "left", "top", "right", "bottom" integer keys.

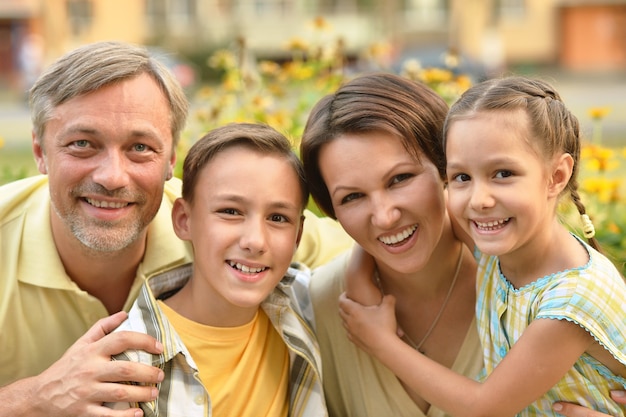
[{"left": 107, "top": 123, "right": 327, "bottom": 416}]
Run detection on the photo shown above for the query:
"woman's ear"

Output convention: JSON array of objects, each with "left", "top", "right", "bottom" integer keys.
[
  {"left": 171, "top": 198, "right": 192, "bottom": 241},
  {"left": 548, "top": 153, "right": 574, "bottom": 197}
]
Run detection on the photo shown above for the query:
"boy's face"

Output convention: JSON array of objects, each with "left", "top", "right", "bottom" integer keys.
[{"left": 172, "top": 146, "right": 304, "bottom": 325}]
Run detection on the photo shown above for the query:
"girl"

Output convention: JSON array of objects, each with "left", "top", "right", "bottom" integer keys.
[{"left": 340, "top": 76, "right": 626, "bottom": 416}]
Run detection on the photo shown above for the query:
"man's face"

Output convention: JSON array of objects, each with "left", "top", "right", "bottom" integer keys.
[{"left": 33, "top": 73, "right": 176, "bottom": 253}]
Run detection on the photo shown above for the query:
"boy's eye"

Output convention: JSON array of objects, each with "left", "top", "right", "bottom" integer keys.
[
  {"left": 270, "top": 214, "right": 289, "bottom": 223},
  {"left": 220, "top": 208, "right": 239, "bottom": 215}
]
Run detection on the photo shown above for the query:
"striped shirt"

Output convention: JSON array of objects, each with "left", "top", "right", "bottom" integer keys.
[
  {"left": 108, "top": 262, "right": 327, "bottom": 417},
  {"left": 476, "top": 235, "right": 626, "bottom": 416}
]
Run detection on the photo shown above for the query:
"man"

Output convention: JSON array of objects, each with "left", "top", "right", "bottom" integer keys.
[{"left": 0, "top": 41, "right": 350, "bottom": 417}]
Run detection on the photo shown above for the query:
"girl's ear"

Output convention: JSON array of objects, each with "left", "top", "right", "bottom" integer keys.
[
  {"left": 548, "top": 153, "right": 574, "bottom": 197},
  {"left": 171, "top": 198, "right": 192, "bottom": 241}
]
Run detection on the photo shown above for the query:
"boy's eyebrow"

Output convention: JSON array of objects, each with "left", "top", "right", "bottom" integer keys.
[{"left": 217, "top": 194, "right": 300, "bottom": 211}]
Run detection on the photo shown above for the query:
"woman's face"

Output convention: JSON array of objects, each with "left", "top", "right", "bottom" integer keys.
[{"left": 318, "top": 131, "right": 447, "bottom": 275}]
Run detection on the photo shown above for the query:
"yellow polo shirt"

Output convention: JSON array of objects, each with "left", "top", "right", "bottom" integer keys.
[{"left": 0, "top": 175, "right": 352, "bottom": 385}]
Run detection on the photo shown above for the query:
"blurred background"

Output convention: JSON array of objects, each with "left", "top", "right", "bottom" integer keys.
[
  {"left": 1, "top": 0, "right": 625, "bottom": 149},
  {"left": 0, "top": 0, "right": 625, "bottom": 270}
]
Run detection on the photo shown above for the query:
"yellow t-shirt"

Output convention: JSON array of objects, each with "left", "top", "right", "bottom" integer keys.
[{"left": 159, "top": 301, "right": 289, "bottom": 417}]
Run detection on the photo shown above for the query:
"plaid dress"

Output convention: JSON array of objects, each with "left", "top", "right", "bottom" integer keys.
[{"left": 476, "top": 235, "right": 626, "bottom": 416}]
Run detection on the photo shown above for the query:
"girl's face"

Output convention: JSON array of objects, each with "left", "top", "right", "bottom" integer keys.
[
  {"left": 445, "top": 110, "right": 555, "bottom": 258},
  {"left": 318, "top": 131, "right": 447, "bottom": 275}
]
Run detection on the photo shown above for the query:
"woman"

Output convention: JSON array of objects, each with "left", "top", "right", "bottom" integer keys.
[{"left": 300, "top": 72, "right": 624, "bottom": 417}]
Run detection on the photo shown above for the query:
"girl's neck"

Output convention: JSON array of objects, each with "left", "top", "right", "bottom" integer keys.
[{"left": 498, "top": 224, "right": 588, "bottom": 288}]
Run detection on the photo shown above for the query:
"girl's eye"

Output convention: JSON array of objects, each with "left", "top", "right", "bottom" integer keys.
[
  {"left": 340, "top": 192, "right": 363, "bottom": 205},
  {"left": 451, "top": 173, "right": 470, "bottom": 183},
  {"left": 390, "top": 173, "right": 413, "bottom": 185},
  {"left": 495, "top": 170, "right": 513, "bottom": 179}
]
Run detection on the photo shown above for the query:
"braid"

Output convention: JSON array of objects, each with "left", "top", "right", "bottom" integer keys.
[{"left": 445, "top": 76, "right": 603, "bottom": 252}]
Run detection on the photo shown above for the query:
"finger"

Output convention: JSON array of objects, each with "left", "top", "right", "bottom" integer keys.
[
  {"left": 611, "top": 390, "right": 626, "bottom": 404},
  {"left": 80, "top": 312, "right": 129, "bottom": 345},
  {"left": 102, "top": 360, "right": 164, "bottom": 385},
  {"left": 87, "top": 402, "right": 145, "bottom": 417},
  {"left": 552, "top": 402, "right": 604, "bottom": 417},
  {"left": 91, "top": 381, "right": 159, "bottom": 404},
  {"left": 99, "top": 331, "right": 163, "bottom": 357}
]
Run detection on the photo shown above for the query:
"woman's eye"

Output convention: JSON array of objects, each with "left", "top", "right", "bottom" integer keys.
[
  {"left": 340, "top": 192, "right": 362, "bottom": 205},
  {"left": 390, "top": 173, "right": 413, "bottom": 185}
]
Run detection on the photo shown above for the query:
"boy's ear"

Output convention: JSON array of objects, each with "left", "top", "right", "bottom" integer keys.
[
  {"left": 171, "top": 198, "right": 192, "bottom": 241},
  {"left": 548, "top": 152, "right": 574, "bottom": 197},
  {"left": 295, "top": 215, "right": 305, "bottom": 249}
]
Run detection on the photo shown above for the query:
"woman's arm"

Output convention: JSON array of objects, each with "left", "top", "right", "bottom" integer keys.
[{"left": 339, "top": 294, "right": 594, "bottom": 417}]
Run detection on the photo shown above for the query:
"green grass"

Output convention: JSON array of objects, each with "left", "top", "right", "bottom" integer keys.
[{"left": 0, "top": 145, "right": 38, "bottom": 185}]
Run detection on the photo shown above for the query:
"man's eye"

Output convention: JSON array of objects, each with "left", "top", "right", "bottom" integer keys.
[
  {"left": 133, "top": 144, "right": 149, "bottom": 152},
  {"left": 74, "top": 140, "right": 89, "bottom": 148}
]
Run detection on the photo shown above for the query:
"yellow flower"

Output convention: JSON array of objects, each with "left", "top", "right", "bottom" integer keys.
[
  {"left": 587, "top": 106, "right": 611, "bottom": 121},
  {"left": 285, "top": 37, "right": 309, "bottom": 53},
  {"left": 310, "top": 16, "right": 332, "bottom": 32},
  {"left": 259, "top": 60, "right": 281, "bottom": 77},
  {"left": 207, "top": 50, "right": 236, "bottom": 70}
]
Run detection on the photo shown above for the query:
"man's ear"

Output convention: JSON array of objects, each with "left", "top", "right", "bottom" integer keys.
[
  {"left": 549, "top": 153, "right": 574, "bottom": 197},
  {"left": 166, "top": 150, "right": 177, "bottom": 181},
  {"left": 32, "top": 132, "right": 47, "bottom": 174},
  {"left": 171, "top": 198, "right": 192, "bottom": 241}
]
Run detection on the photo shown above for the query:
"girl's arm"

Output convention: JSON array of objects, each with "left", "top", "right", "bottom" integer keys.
[
  {"left": 344, "top": 244, "right": 382, "bottom": 306},
  {"left": 339, "top": 294, "right": 594, "bottom": 417}
]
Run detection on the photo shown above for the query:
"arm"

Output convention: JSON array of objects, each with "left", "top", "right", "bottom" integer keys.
[
  {"left": 339, "top": 294, "right": 593, "bottom": 417},
  {"left": 0, "top": 311, "right": 164, "bottom": 417},
  {"left": 553, "top": 392, "right": 626, "bottom": 417},
  {"left": 345, "top": 244, "right": 382, "bottom": 306}
]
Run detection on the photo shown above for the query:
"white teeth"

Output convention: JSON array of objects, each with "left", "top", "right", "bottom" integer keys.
[
  {"left": 378, "top": 225, "right": 418, "bottom": 245},
  {"left": 86, "top": 198, "right": 128, "bottom": 209},
  {"left": 228, "top": 261, "right": 266, "bottom": 274},
  {"left": 475, "top": 218, "right": 510, "bottom": 229}
]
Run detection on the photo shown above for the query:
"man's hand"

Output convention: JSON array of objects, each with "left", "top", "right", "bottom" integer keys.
[
  {"left": 553, "top": 391, "right": 626, "bottom": 416},
  {"left": 1, "top": 311, "right": 164, "bottom": 417}
]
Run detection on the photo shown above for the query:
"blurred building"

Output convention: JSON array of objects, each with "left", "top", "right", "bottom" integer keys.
[{"left": 1, "top": 0, "right": 625, "bottom": 92}]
